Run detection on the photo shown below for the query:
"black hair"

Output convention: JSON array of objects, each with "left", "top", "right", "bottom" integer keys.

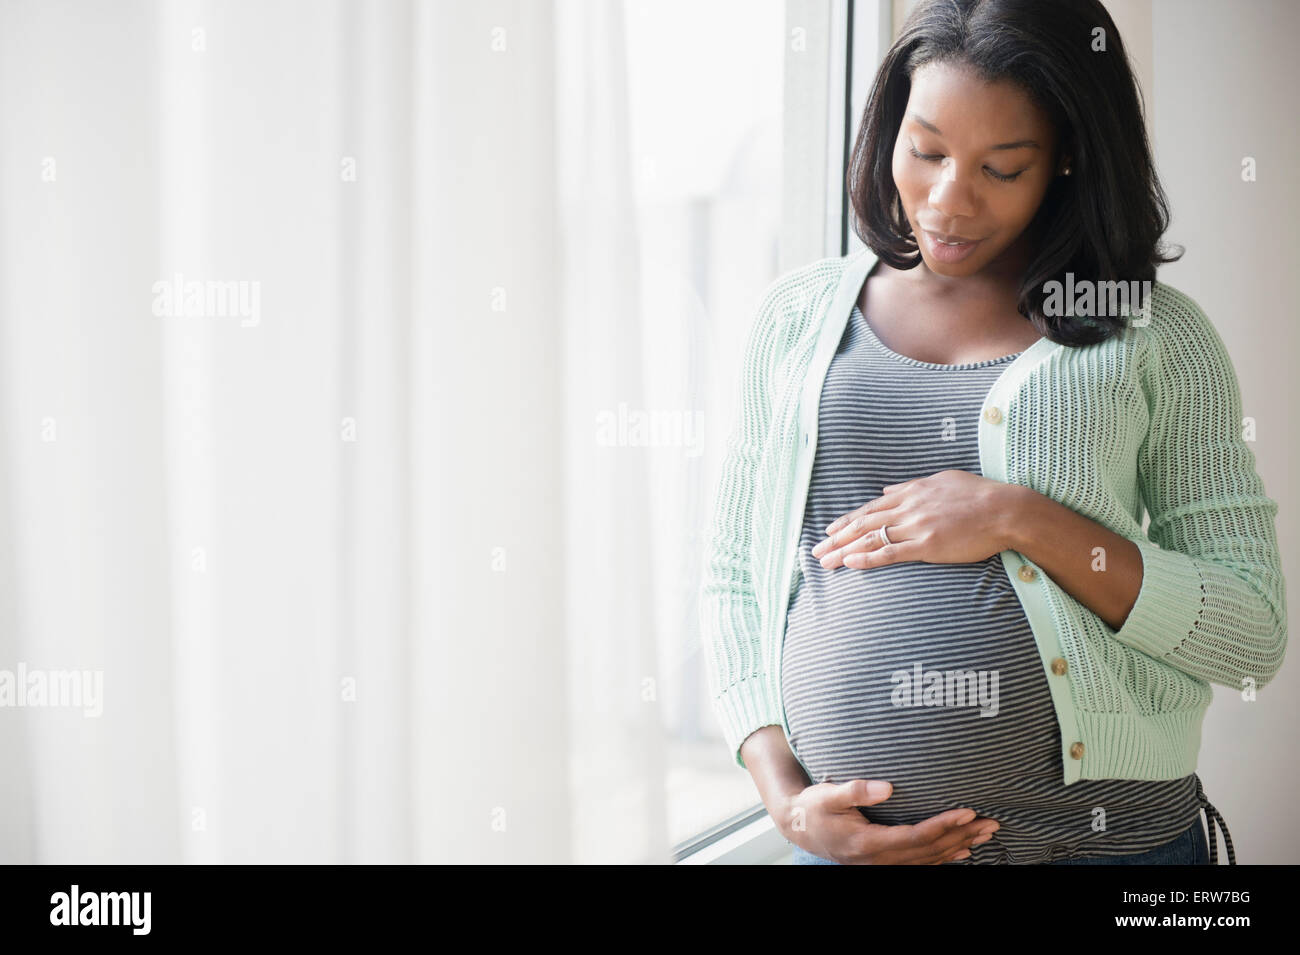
[{"left": 848, "top": 0, "right": 1183, "bottom": 346}]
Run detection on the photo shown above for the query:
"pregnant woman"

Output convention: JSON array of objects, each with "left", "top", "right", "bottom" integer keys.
[{"left": 698, "top": 0, "right": 1286, "bottom": 865}]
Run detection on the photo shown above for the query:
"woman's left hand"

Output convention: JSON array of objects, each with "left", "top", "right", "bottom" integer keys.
[{"left": 811, "top": 470, "right": 1022, "bottom": 569}]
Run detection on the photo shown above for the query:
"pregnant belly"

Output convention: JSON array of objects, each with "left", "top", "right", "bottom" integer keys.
[{"left": 780, "top": 564, "right": 1060, "bottom": 824}]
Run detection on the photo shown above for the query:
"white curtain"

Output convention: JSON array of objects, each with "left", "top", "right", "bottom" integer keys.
[
  {"left": 0, "top": 0, "right": 670, "bottom": 864},
  {"left": 556, "top": 0, "right": 669, "bottom": 862}
]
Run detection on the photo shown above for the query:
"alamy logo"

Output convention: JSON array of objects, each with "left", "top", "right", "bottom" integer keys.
[
  {"left": 1041, "top": 272, "right": 1152, "bottom": 324},
  {"left": 890, "top": 662, "right": 1000, "bottom": 717},
  {"left": 152, "top": 272, "right": 261, "bottom": 327},
  {"left": 595, "top": 402, "right": 703, "bottom": 457},
  {"left": 50, "top": 885, "right": 151, "bottom": 935},
  {"left": 0, "top": 663, "right": 102, "bottom": 717}
]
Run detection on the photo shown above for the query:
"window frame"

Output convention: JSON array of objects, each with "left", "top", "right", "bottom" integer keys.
[{"left": 674, "top": 0, "right": 890, "bottom": 865}]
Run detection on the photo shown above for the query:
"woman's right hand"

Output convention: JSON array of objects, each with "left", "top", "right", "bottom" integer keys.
[{"left": 778, "top": 779, "right": 1001, "bottom": 865}]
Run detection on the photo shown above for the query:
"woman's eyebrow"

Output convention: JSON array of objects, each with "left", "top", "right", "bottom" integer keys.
[{"left": 907, "top": 112, "right": 1041, "bottom": 150}]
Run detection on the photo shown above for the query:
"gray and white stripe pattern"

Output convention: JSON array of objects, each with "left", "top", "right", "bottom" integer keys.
[{"left": 781, "top": 304, "right": 1202, "bottom": 864}]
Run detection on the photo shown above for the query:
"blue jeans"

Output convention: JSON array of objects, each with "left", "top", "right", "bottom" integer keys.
[{"left": 791, "top": 817, "right": 1210, "bottom": 865}]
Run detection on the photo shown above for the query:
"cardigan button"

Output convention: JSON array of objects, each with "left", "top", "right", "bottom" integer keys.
[
  {"left": 983, "top": 405, "right": 1003, "bottom": 424},
  {"left": 1051, "top": 657, "right": 1068, "bottom": 676},
  {"left": 1069, "top": 742, "right": 1085, "bottom": 760},
  {"left": 803, "top": 432, "right": 810, "bottom": 447},
  {"left": 1017, "top": 564, "right": 1037, "bottom": 582}
]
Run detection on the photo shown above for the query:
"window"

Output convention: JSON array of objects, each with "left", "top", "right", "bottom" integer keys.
[{"left": 638, "top": 0, "right": 889, "bottom": 862}]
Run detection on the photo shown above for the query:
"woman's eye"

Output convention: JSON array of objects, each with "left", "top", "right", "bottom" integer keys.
[{"left": 908, "top": 144, "right": 1024, "bottom": 183}]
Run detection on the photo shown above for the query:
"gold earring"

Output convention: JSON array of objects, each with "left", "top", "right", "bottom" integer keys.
[{"left": 1062, "top": 165, "right": 1072, "bottom": 176}]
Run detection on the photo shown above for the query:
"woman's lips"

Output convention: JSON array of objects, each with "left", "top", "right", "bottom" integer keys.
[{"left": 922, "top": 229, "right": 983, "bottom": 263}]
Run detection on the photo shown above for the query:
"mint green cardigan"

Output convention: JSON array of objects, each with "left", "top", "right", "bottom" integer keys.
[{"left": 698, "top": 246, "right": 1287, "bottom": 784}]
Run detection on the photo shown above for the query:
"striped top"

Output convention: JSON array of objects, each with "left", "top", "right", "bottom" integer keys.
[{"left": 780, "top": 304, "right": 1203, "bottom": 863}]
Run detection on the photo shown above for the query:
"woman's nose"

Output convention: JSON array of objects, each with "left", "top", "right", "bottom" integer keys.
[{"left": 928, "top": 157, "right": 977, "bottom": 219}]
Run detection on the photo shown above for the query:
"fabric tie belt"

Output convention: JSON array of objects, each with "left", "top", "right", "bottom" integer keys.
[{"left": 1195, "top": 775, "right": 1235, "bottom": 865}]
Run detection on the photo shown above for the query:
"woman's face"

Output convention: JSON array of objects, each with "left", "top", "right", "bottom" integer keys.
[{"left": 891, "top": 59, "right": 1062, "bottom": 279}]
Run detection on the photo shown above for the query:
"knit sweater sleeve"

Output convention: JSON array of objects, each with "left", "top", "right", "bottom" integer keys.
[
  {"left": 1109, "top": 285, "right": 1288, "bottom": 689},
  {"left": 698, "top": 276, "right": 789, "bottom": 770}
]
